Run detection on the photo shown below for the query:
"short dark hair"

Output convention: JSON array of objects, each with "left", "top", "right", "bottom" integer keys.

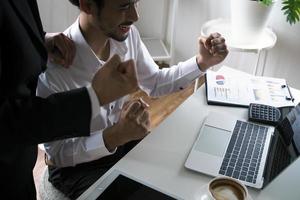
[
  {"left": 68, "top": 0, "right": 104, "bottom": 9},
  {"left": 69, "top": 0, "right": 80, "bottom": 7}
]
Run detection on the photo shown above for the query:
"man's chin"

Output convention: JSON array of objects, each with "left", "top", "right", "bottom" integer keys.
[{"left": 109, "top": 33, "right": 129, "bottom": 42}]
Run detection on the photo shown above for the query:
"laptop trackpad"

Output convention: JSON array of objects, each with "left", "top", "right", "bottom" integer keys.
[{"left": 195, "top": 125, "right": 231, "bottom": 157}]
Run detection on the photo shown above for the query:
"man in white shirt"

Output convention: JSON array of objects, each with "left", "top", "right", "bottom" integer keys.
[{"left": 37, "top": 0, "right": 228, "bottom": 199}]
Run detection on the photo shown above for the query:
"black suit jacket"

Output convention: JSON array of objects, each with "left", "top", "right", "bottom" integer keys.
[{"left": 0, "top": 1, "right": 92, "bottom": 199}]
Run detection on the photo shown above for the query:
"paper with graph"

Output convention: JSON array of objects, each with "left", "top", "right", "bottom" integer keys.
[{"left": 205, "top": 66, "right": 295, "bottom": 108}]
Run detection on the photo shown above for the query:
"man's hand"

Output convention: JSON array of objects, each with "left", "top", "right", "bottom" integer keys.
[
  {"left": 196, "top": 32, "right": 228, "bottom": 71},
  {"left": 45, "top": 32, "right": 76, "bottom": 68},
  {"left": 92, "top": 54, "right": 139, "bottom": 105},
  {"left": 103, "top": 99, "right": 151, "bottom": 151}
]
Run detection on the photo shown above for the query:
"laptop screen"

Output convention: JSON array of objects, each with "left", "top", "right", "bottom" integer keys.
[
  {"left": 278, "top": 103, "right": 300, "bottom": 155},
  {"left": 263, "top": 103, "right": 300, "bottom": 187}
]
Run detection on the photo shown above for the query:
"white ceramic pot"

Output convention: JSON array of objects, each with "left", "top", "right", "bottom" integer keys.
[{"left": 230, "top": 0, "right": 275, "bottom": 45}]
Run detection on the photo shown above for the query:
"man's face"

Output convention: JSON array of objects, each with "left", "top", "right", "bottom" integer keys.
[{"left": 92, "top": 0, "right": 140, "bottom": 42}]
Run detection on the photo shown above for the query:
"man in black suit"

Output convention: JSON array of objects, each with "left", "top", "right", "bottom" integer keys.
[{"left": 0, "top": 0, "right": 139, "bottom": 199}]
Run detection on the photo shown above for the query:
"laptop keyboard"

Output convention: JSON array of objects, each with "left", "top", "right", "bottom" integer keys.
[{"left": 219, "top": 120, "right": 268, "bottom": 184}]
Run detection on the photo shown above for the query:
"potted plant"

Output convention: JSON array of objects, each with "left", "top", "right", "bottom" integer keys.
[
  {"left": 260, "top": 0, "right": 300, "bottom": 24},
  {"left": 230, "top": 0, "right": 299, "bottom": 44}
]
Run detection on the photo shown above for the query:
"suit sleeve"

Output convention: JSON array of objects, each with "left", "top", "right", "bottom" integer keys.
[
  {"left": 36, "top": 71, "right": 114, "bottom": 167},
  {"left": 0, "top": 3, "right": 2, "bottom": 78},
  {"left": 0, "top": 2, "right": 91, "bottom": 145},
  {"left": 0, "top": 85, "right": 92, "bottom": 145}
]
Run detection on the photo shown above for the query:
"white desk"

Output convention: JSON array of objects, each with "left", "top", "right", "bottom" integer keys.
[{"left": 79, "top": 84, "right": 300, "bottom": 200}]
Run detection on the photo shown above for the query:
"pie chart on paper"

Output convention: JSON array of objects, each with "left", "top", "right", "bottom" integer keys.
[{"left": 216, "top": 75, "right": 225, "bottom": 85}]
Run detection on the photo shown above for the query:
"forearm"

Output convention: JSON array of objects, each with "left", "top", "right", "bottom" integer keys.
[
  {"left": 45, "top": 130, "right": 114, "bottom": 167},
  {"left": 102, "top": 100, "right": 151, "bottom": 152},
  {"left": 1, "top": 88, "right": 91, "bottom": 145},
  {"left": 142, "top": 57, "right": 204, "bottom": 97},
  {"left": 136, "top": 29, "right": 204, "bottom": 97},
  {"left": 196, "top": 54, "right": 209, "bottom": 72},
  {"left": 103, "top": 125, "right": 122, "bottom": 152}
]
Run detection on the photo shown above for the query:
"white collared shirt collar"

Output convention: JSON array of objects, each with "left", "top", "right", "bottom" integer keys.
[{"left": 65, "top": 17, "right": 129, "bottom": 73}]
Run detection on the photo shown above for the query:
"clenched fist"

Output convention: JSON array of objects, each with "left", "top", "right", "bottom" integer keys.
[
  {"left": 196, "top": 32, "right": 228, "bottom": 71},
  {"left": 92, "top": 54, "right": 139, "bottom": 106},
  {"left": 103, "top": 99, "right": 151, "bottom": 152}
]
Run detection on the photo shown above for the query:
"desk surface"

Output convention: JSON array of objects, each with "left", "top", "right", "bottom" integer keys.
[{"left": 79, "top": 84, "right": 300, "bottom": 200}]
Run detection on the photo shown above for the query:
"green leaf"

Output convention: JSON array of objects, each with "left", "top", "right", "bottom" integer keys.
[
  {"left": 282, "top": 5, "right": 290, "bottom": 10},
  {"left": 260, "top": 0, "right": 273, "bottom": 6},
  {"left": 281, "top": 0, "right": 300, "bottom": 24}
]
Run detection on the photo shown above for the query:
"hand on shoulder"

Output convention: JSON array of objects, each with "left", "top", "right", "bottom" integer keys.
[{"left": 45, "top": 32, "right": 76, "bottom": 68}]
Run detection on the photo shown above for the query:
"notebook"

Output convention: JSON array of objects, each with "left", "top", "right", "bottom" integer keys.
[{"left": 185, "top": 104, "right": 300, "bottom": 189}]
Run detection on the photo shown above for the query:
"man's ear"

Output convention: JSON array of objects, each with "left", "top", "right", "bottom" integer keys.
[{"left": 79, "top": 0, "right": 93, "bottom": 14}]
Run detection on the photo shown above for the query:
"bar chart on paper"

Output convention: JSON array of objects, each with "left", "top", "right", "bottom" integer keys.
[{"left": 205, "top": 66, "right": 295, "bottom": 108}]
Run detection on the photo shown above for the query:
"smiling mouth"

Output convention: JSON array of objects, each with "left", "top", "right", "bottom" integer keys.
[{"left": 119, "top": 25, "right": 131, "bottom": 33}]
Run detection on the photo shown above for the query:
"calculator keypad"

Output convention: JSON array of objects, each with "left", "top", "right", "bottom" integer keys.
[{"left": 249, "top": 104, "right": 281, "bottom": 125}]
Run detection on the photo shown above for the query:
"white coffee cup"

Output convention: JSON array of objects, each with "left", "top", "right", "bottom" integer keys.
[{"left": 197, "top": 176, "right": 249, "bottom": 200}]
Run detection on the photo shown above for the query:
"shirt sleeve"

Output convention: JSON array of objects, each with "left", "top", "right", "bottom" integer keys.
[
  {"left": 43, "top": 130, "right": 115, "bottom": 167},
  {"left": 133, "top": 27, "right": 205, "bottom": 97},
  {"left": 36, "top": 67, "right": 113, "bottom": 167},
  {"left": 86, "top": 84, "right": 101, "bottom": 120},
  {"left": 37, "top": 69, "right": 108, "bottom": 132}
]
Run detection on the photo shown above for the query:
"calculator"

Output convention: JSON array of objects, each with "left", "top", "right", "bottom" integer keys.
[{"left": 248, "top": 103, "right": 294, "bottom": 126}]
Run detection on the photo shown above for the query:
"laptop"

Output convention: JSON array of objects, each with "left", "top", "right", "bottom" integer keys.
[{"left": 185, "top": 103, "right": 300, "bottom": 189}]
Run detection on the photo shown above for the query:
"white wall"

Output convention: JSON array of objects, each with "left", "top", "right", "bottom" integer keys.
[
  {"left": 37, "top": 0, "right": 300, "bottom": 89},
  {"left": 135, "top": 0, "right": 168, "bottom": 39},
  {"left": 37, "top": 0, "right": 79, "bottom": 32},
  {"left": 266, "top": 2, "right": 300, "bottom": 88},
  {"left": 171, "top": 0, "right": 300, "bottom": 88}
]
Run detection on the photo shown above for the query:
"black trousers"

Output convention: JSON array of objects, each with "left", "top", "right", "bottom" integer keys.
[{"left": 48, "top": 140, "right": 140, "bottom": 200}]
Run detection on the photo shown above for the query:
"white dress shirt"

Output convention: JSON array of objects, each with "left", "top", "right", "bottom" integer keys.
[{"left": 37, "top": 18, "right": 204, "bottom": 167}]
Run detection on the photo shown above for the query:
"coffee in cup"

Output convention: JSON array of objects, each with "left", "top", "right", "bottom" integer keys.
[{"left": 208, "top": 176, "right": 248, "bottom": 200}]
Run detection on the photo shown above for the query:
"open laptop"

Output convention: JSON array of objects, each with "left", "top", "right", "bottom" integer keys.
[{"left": 185, "top": 103, "right": 300, "bottom": 189}]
